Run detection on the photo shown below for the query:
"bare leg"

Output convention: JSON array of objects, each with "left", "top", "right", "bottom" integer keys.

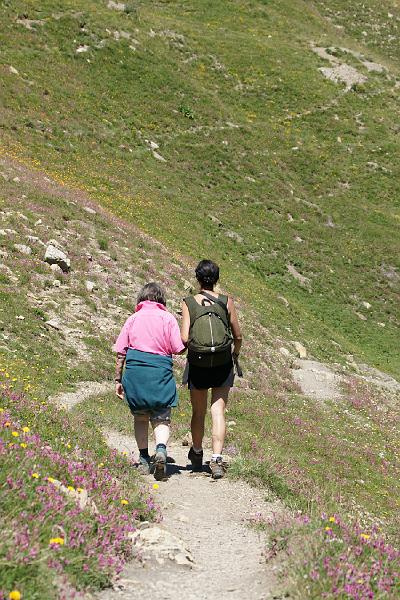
[
  {"left": 134, "top": 414, "right": 149, "bottom": 449},
  {"left": 152, "top": 421, "right": 170, "bottom": 446},
  {"left": 190, "top": 388, "right": 208, "bottom": 449},
  {"left": 210, "top": 387, "right": 230, "bottom": 454}
]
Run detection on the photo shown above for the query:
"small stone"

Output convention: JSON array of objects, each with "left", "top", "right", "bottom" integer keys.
[
  {"left": 326, "top": 216, "right": 335, "bottom": 228},
  {"left": 108, "top": 0, "right": 126, "bottom": 10},
  {"left": 294, "top": 236, "right": 303, "bottom": 243},
  {"left": 12, "top": 176, "right": 20, "bottom": 183},
  {"left": 15, "top": 315, "right": 25, "bottom": 320},
  {"left": 83, "top": 206, "right": 96, "bottom": 215},
  {"left": 86, "top": 280, "right": 96, "bottom": 292},
  {"left": 377, "top": 322, "right": 385, "bottom": 327},
  {"left": 14, "top": 244, "right": 32, "bottom": 255},
  {"left": 355, "top": 312, "right": 367, "bottom": 321},
  {"left": 50, "top": 263, "right": 63, "bottom": 274},
  {"left": 152, "top": 151, "right": 167, "bottom": 162},
  {"left": 224, "top": 230, "right": 243, "bottom": 243},
  {"left": 52, "top": 280, "right": 61, "bottom": 288},
  {"left": 227, "top": 420, "right": 237, "bottom": 427},
  {"left": 45, "top": 318, "right": 61, "bottom": 330},
  {"left": 181, "top": 431, "right": 192, "bottom": 447},
  {"left": 279, "top": 347, "right": 291, "bottom": 357},
  {"left": 76, "top": 45, "right": 90, "bottom": 53},
  {"left": 44, "top": 244, "right": 70, "bottom": 272},
  {"left": 34, "top": 219, "right": 43, "bottom": 226},
  {"left": 148, "top": 140, "right": 159, "bottom": 150},
  {"left": 277, "top": 295, "right": 289, "bottom": 307},
  {"left": 362, "top": 301, "right": 371, "bottom": 309},
  {"left": 9, "top": 66, "right": 19, "bottom": 75},
  {"left": 293, "top": 341, "right": 307, "bottom": 358},
  {"left": 287, "top": 213, "right": 294, "bottom": 222},
  {"left": 208, "top": 214, "right": 223, "bottom": 226}
]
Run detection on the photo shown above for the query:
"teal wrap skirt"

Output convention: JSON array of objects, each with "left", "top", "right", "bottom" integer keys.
[{"left": 122, "top": 349, "right": 178, "bottom": 413}]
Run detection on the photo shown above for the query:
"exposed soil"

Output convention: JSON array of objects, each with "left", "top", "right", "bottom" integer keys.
[{"left": 99, "top": 433, "right": 283, "bottom": 600}]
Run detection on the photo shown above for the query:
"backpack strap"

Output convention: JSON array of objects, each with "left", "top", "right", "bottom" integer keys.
[
  {"left": 184, "top": 294, "right": 230, "bottom": 329},
  {"left": 200, "top": 291, "right": 229, "bottom": 313},
  {"left": 183, "top": 295, "right": 201, "bottom": 327}
]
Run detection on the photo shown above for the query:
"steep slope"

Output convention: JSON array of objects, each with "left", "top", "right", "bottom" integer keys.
[
  {"left": 1, "top": 1, "right": 400, "bottom": 599},
  {"left": 0, "top": 0, "right": 399, "bottom": 376}
]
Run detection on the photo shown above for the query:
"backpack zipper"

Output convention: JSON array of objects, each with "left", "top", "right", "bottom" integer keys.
[{"left": 208, "top": 313, "right": 215, "bottom": 352}]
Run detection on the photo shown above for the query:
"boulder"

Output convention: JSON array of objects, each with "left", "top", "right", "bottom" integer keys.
[
  {"left": 14, "top": 244, "right": 32, "bottom": 255},
  {"left": 293, "top": 341, "right": 307, "bottom": 358},
  {"left": 44, "top": 244, "right": 70, "bottom": 272}
]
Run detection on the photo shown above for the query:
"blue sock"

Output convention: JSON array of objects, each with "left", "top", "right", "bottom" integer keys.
[{"left": 156, "top": 443, "right": 167, "bottom": 452}]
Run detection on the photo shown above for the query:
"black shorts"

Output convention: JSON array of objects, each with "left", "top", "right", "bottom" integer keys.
[{"left": 183, "top": 360, "right": 234, "bottom": 390}]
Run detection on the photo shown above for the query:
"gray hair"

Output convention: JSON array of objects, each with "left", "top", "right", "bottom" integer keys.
[{"left": 137, "top": 282, "right": 167, "bottom": 306}]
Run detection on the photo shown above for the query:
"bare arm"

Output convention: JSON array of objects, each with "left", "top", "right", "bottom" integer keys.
[
  {"left": 228, "top": 298, "right": 242, "bottom": 356},
  {"left": 115, "top": 352, "right": 126, "bottom": 399},
  {"left": 180, "top": 301, "right": 190, "bottom": 346}
]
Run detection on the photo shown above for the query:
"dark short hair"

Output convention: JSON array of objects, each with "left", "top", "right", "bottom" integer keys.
[
  {"left": 137, "top": 282, "right": 167, "bottom": 306},
  {"left": 195, "top": 259, "right": 219, "bottom": 289}
]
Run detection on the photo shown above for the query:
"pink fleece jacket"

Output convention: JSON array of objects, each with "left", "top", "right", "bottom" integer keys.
[{"left": 113, "top": 300, "right": 185, "bottom": 356}]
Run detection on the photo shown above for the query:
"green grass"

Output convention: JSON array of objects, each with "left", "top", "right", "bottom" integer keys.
[
  {"left": 0, "top": 0, "right": 399, "bottom": 377},
  {"left": 1, "top": 0, "right": 399, "bottom": 597}
]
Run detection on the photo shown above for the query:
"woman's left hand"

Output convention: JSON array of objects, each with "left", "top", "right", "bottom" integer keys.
[{"left": 115, "top": 382, "right": 124, "bottom": 399}]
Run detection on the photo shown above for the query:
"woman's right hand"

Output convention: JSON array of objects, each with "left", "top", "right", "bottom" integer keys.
[{"left": 115, "top": 382, "right": 124, "bottom": 399}]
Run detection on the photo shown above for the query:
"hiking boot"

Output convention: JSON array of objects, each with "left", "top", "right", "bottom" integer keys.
[
  {"left": 137, "top": 455, "right": 151, "bottom": 475},
  {"left": 210, "top": 456, "right": 224, "bottom": 480},
  {"left": 154, "top": 448, "right": 167, "bottom": 481},
  {"left": 188, "top": 447, "right": 203, "bottom": 472}
]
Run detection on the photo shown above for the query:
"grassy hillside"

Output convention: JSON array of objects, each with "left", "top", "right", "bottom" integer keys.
[
  {"left": 1, "top": 1, "right": 399, "bottom": 598},
  {"left": 0, "top": 0, "right": 399, "bottom": 377}
]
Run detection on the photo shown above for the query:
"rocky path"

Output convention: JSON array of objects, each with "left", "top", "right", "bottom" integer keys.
[{"left": 99, "top": 432, "right": 282, "bottom": 600}]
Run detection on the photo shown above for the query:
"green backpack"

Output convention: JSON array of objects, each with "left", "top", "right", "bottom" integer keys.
[{"left": 184, "top": 292, "right": 233, "bottom": 368}]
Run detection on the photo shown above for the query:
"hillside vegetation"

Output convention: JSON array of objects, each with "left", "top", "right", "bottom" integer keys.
[
  {"left": 1, "top": 0, "right": 399, "bottom": 375},
  {"left": 0, "top": 1, "right": 399, "bottom": 599}
]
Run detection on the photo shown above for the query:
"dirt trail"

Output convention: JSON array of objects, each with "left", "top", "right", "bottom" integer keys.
[{"left": 100, "top": 431, "right": 281, "bottom": 600}]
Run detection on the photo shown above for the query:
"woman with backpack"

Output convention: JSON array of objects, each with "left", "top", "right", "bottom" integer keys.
[
  {"left": 180, "top": 260, "right": 242, "bottom": 479},
  {"left": 114, "top": 282, "right": 185, "bottom": 480}
]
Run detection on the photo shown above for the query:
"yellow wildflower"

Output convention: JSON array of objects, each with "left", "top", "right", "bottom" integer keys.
[
  {"left": 0, "top": 407, "right": 4, "bottom": 413},
  {"left": 98, "top": 462, "right": 104, "bottom": 468},
  {"left": 67, "top": 486, "right": 75, "bottom": 492},
  {"left": 20, "top": 443, "right": 27, "bottom": 449},
  {"left": 31, "top": 473, "right": 39, "bottom": 479},
  {"left": 11, "top": 431, "right": 19, "bottom": 437},
  {"left": 325, "top": 527, "right": 332, "bottom": 532},
  {"left": 66, "top": 443, "right": 71, "bottom": 449},
  {"left": 8, "top": 443, "right": 14, "bottom": 448},
  {"left": 49, "top": 537, "right": 64, "bottom": 545},
  {"left": 77, "top": 487, "right": 84, "bottom": 493},
  {"left": 47, "top": 477, "right": 56, "bottom": 484},
  {"left": 22, "top": 426, "right": 30, "bottom": 433},
  {"left": 360, "top": 533, "right": 370, "bottom": 540},
  {"left": 4, "top": 421, "right": 11, "bottom": 427},
  {"left": 9, "top": 590, "right": 22, "bottom": 600},
  {"left": 329, "top": 516, "right": 336, "bottom": 523},
  {"left": 120, "top": 499, "right": 128, "bottom": 505},
  {"left": 153, "top": 483, "right": 159, "bottom": 490}
]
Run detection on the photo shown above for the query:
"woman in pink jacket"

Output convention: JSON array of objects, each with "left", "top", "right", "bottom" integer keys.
[{"left": 114, "top": 282, "right": 185, "bottom": 480}]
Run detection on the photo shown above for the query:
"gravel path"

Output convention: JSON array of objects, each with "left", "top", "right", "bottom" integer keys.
[{"left": 99, "top": 431, "right": 282, "bottom": 600}]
